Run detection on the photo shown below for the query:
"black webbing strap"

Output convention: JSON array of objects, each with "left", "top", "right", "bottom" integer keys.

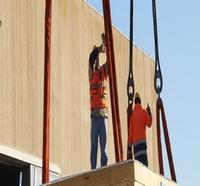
[{"left": 152, "top": 0, "right": 163, "bottom": 95}]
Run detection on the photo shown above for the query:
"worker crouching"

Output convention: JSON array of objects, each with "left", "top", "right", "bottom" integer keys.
[
  {"left": 88, "top": 33, "right": 108, "bottom": 170},
  {"left": 128, "top": 92, "right": 152, "bottom": 166}
]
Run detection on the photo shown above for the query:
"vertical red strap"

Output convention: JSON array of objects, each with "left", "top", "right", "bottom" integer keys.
[
  {"left": 160, "top": 99, "right": 177, "bottom": 182},
  {"left": 42, "top": 0, "right": 52, "bottom": 184},
  {"left": 156, "top": 98, "right": 164, "bottom": 175},
  {"left": 157, "top": 97, "right": 177, "bottom": 182},
  {"left": 102, "top": 0, "right": 123, "bottom": 162},
  {"left": 127, "top": 103, "right": 133, "bottom": 159}
]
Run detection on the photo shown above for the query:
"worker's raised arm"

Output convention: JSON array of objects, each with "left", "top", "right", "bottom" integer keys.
[
  {"left": 88, "top": 47, "right": 99, "bottom": 79},
  {"left": 89, "top": 33, "right": 106, "bottom": 71},
  {"left": 145, "top": 104, "right": 152, "bottom": 128},
  {"left": 100, "top": 33, "right": 108, "bottom": 78},
  {"left": 102, "top": 60, "right": 108, "bottom": 77},
  {"left": 89, "top": 47, "right": 99, "bottom": 69}
]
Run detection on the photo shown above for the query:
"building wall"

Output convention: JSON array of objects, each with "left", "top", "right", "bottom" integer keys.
[{"left": 0, "top": 0, "right": 158, "bottom": 176}]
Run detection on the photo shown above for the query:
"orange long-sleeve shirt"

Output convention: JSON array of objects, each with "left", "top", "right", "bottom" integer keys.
[{"left": 128, "top": 104, "right": 152, "bottom": 144}]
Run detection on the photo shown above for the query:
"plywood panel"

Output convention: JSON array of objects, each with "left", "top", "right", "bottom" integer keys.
[
  {"left": 134, "top": 182, "right": 144, "bottom": 186},
  {"left": 44, "top": 161, "right": 178, "bottom": 186},
  {"left": 134, "top": 161, "right": 177, "bottom": 186},
  {"left": 0, "top": 0, "right": 159, "bottom": 177},
  {"left": 45, "top": 161, "right": 134, "bottom": 186}
]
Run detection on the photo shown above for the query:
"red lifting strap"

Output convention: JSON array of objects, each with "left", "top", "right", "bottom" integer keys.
[
  {"left": 102, "top": 0, "right": 123, "bottom": 162},
  {"left": 127, "top": 104, "right": 133, "bottom": 160},
  {"left": 42, "top": 0, "right": 52, "bottom": 184},
  {"left": 156, "top": 97, "right": 177, "bottom": 182}
]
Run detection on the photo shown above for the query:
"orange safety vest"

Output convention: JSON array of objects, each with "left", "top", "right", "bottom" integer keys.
[
  {"left": 128, "top": 104, "right": 152, "bottom": 144},
  {"left": 89, "top": 66, "right": 108, "bottom": 109}
]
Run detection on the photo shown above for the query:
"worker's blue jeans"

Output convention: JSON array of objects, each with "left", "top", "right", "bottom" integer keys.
[{"left": 90, "top": 116, "right": 108, "bottom": 169}]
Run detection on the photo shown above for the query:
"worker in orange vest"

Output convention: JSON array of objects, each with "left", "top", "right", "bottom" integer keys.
[
  {"left": 88, "top": 33, "right": 108, "bottom": 169},
  {"left": 128, "top": 92, "right": 152, "bottom": 166}
]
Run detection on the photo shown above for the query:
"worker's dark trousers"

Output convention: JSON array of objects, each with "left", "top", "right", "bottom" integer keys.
[
  {"left": 90, "top": 116, "right": 108, "bottom": 169},
  {"left": 134, "top": 141, "right": 148, "bottom": 167}
]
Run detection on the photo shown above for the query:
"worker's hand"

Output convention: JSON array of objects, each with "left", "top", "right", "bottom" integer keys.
[
  {"left": 93, "top": 45, "right": 97, "bottom": 50},
  {"left": 98, "top": 44, "right": 106, "bottom": 53},
  {"left": 101, "top": 33, "right": 106, "bottom": 44},
  {"left": 146, "top": 103, "right": 152, "bottom": 116},
  {"left": 99, "top": 33, "right": 106, "bottom": 53}
]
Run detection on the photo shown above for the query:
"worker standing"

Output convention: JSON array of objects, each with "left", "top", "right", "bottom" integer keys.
[
  {"left": 128, "top": 92, "right": 152, "bottom": 166},
  {"left": 88, "top": 33, "right": 108, "bottom": 169}
]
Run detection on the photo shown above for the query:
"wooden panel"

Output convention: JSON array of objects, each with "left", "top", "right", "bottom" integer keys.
[
  {"left": 45, "top": 162, "right": 134, "bottom": 186},
  {"left": 0, "top": 0, "right": 159, "bottom": 176},
  {"left": 44, "top": 161, "right": 178, "bottom": 186},
  {"left": 134, "top": 182, "right": 144, "bottom": 186},
  {"left": 134, "top": 161, "right": 177, "bottom": 186}
]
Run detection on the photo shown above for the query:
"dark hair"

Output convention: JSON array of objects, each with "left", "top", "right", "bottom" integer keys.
[
  {"left": 89, "top": 47, "right": 99, "bottom": 70},
  {"left": 134, "top": 97, "right": 141, "bottom": 104}
]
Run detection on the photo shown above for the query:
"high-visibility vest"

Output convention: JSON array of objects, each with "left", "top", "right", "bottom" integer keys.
[{"left": 89, "top": 67, "right": 108, "bottom": 109}]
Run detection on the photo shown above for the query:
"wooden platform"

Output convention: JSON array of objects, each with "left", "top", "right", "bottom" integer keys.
[{"left": 43, "top": 161, "right": 178, "bottom": 186}]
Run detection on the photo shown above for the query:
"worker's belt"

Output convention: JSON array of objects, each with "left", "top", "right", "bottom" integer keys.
[
  {"left": 91, "top": 108, "right": 108, "bottom": 118},
  {"left": 90, "top": 94, "right": 106, "bottom": 100},
  {"left": 133, "top": 140, "right": 147, "bottom": 159},
  {"left": 90, "top": 82, "right": 106, "bottom": 90}
]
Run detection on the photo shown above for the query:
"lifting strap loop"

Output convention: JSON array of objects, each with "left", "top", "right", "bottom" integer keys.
[
  {"left": 152, "top": 0, "right": 163, "bottom": 95},
  {"left": 152, "top": 0, "right": 177, "bottom": 182},
  {"left": 127, "top": 0, "right": 135, "bottom": 105},
  {"left": 127, "top": 0, "right": 135, "bottom": 160}
]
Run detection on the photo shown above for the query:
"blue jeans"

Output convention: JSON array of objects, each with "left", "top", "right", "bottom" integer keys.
[{"left": 90, "top": 116, "right": 108, "bottom": 169}]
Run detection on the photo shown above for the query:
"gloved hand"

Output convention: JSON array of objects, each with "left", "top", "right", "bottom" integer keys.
[
  {"left": 99, "top": 33, "right": 106, "bottom": 53},
  {"left": 146, "top": 103, "right": 152, "bottom": 116},
  {"left": 101, "top": 33, "right": 106, "bottom": 44},
  {"left": 98, "top": 44, "right": 105, "bottom": 53}
]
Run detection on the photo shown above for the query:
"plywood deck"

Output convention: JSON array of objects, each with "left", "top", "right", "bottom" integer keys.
[{"left": 43, "top": 161, "right": 178, "bottom": 186}]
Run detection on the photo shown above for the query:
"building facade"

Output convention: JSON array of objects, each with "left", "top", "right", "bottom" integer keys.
[{"left": 0, "top": 0, "right": 158, "bottom": 185}]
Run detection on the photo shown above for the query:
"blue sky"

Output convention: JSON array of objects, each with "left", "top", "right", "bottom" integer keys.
[{"left": 86, "top": 0, "right": 200, "bottom": 185}]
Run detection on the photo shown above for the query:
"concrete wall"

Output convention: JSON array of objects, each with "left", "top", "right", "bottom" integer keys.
[{"left": 0, "top": 0, "right": 158, "bottom": 176}]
